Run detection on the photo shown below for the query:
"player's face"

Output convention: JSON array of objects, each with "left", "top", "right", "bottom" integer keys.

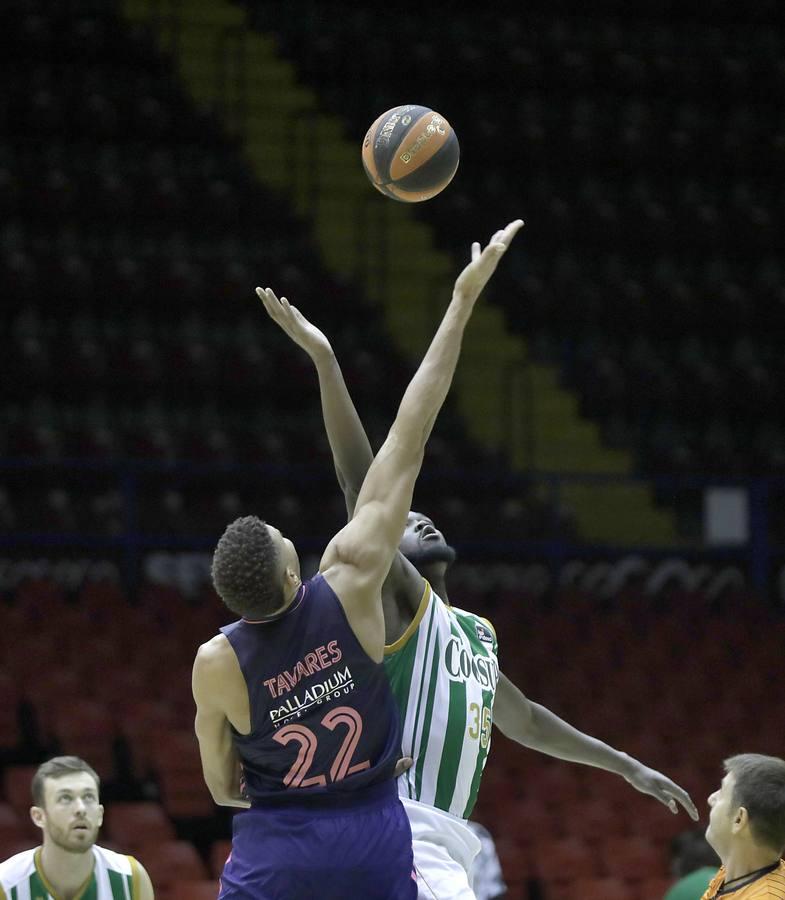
[
  {"left": 33, "top": 773, "right": 103, "bottom": 853},
  {"left": 705, "top": 772, "right": 737, "bottom": 855},
  {"left": 267, "top": 525, "right": 301, "bottom": 581},
  {"left": 399, "top": 511, "right": 456, "bottom": 567}
]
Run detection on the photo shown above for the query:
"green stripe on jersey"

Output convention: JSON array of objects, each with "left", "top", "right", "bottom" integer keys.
[
  {"left": 29, "top": 871, "right": 48, "bottom": 898},
  {"left": 434, "top": 643, "right": 468, "bottom": 811},
  {"left": 413, "top": 624, "right": 442, "bottom": 800},
  {"left": 107, "top": 870, "right": 128, "bottom": 900},
  {"left": 384, "top": 585, "right": 499, "bottom": 818}
]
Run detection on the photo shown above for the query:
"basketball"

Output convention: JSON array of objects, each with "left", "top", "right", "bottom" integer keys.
[{"left": 361, "top": 105, "right": 460, "bottom": 202}]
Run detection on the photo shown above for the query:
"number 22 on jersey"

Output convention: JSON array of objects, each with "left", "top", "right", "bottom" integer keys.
[{"left": 273, "top": 705, "right": 371, "bottom": 788}]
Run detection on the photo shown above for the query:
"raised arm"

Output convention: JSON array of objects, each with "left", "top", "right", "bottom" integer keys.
[
  {"left": 312, "top": 220, "right": 522, "bottom": 658},
  {"left": 255, "top": 287, "right": 373, "bottom": 517}
]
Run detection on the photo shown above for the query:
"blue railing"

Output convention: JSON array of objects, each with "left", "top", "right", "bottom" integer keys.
[{"left": 1, "top": 458, "right": 780, "bottom": 592}]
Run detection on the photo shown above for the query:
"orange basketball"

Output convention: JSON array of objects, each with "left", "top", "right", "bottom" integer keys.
[{"left": 361, "top": 105, "right": 460, "bottom": 203}]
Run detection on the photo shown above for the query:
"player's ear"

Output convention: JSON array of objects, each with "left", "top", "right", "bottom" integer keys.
[
  {"left": 731, "top": 806, "right": 748, "bottom": 834},
  {"left": 30, "top": 805, "right": 45, "bottom": 830}
]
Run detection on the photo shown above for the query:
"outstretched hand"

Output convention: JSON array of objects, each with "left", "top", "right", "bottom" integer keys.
[
  {"left": 452, "top": 219, "right": 524, "bottom": 304},
  {"left": 623, "top": 759, "right": 699, "bottom": 820},
  {"left": 256, "top": 286, "right": 332, "bottom": 361}
]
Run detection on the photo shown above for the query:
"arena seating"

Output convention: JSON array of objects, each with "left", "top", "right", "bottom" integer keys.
[
  {"left": 1, "top": 564, "right": 776, "bottom": 896},
  {"left": 243, "top": 0, "right": 785, "bottom": 542}
]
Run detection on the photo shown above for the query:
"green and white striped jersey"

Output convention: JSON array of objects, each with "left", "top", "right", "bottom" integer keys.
[
  {"left": 384, "top": 582, "right": 499, "bottom": 819},
  {"left": 0, "top": 846, "right": 142, "bottom": 900}
]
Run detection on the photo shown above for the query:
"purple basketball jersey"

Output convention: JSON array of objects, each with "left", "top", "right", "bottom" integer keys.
[{"left": 220, "top": 572, "right": 401, "bottom": 802}]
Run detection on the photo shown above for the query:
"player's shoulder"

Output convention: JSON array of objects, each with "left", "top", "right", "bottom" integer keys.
[
  {"left": 449, "top": 604, "right": 497, "bottom": 636},
  {"left": 195, "top": 631, "right": 233, "bottom": 664},
  {"left": 92, "top": 844, "right": 135, "bottom": 874},
  {"left": 0, "top": 846, "right": 37, "bottom": 889}
]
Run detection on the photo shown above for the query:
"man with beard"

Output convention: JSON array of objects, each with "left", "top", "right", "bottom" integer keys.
[
  {"left": 0, "top": 756, "right": 154, "bottom": 899},
  {"left": 260, "top": 285, "right": 699, "bottom": 899}
]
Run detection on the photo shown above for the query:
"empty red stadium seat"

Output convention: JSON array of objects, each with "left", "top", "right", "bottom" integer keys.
[
  {"left": 157, "top": 770, "right": 214, "bottom": 819},
  {"left": 531, "top": 835, "right": 597, "bottom": 883},
  {"left": 597, "top": 835, "right": 668, "bottom": 880},
  {"left": 2, "top": 766, "right": 38, "bottom": 819},
  {"left": 637, "top": 875, "right": 677, "bottom": 899},
  {"left": 51, "top": 698, "right": 116, "bottom": 778},
  {"left": 137, "top": 840, "right": 207, "bottom": 889},
  {"left": 167, "top": 879, "right": 220, "bottom": 900},
  {"left": 0, "top": 803, "right": 26, "bottom": 843},
  {"left": 0, "top": 672, "right": 21, "bottom": 751},
  {"left": 0, "top": 837, "right": 38, "bottom": 861},
  {"left": 103, "top": 802, "right": 175, "bottom": 850},
  {"left": 550, "top": 875, "right": 630, "bottom": 900}
]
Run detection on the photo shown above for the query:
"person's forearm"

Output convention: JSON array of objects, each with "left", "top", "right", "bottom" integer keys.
[
  {"left": 312, "top": 349, "right": 374, "bottom": 509},
  {"left": 392, "top": 291, "right": 474, "bottom": 451},
  {"left": 513, "top": 702, "right": 634, "bottom": 777},
  {"left": 203, "top": 767, "right": 251, "bottom": 808}
]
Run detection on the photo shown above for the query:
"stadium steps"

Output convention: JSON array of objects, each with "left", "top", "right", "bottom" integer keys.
[{"left": 121, "top": 0, "right": 677, "bottom": 546}]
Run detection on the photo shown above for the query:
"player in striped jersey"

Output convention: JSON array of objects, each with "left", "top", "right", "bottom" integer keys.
[
  {"left": 702, "top": 754, "right": 785, "bottom": 899},
  {"left": 262, "top": 228, "right": 698, "bottom": 898},
  {"left": 0, "top": 756, "right": 154, "bottom": 900}
]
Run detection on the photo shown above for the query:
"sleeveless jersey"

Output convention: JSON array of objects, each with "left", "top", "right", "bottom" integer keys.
[
  {"left": 384, "top": 582, "right": 499, "bottom": 819},
  {"left": 0, "top": 845, "right": 141, "bottom": 900},
  {"left": 220, "top": 572, "right": 402, "bottom": 804}
]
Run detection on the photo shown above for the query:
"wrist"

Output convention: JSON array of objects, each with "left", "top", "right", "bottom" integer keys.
[{"left": 311, "top": 343, "right": 336, "bottom": 367}]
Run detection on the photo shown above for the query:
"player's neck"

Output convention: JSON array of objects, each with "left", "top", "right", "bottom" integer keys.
[
  {"left": 420, "top": 563, "right": 448, "bottom": 602},
  {"left": 722, "top": 844, "right": 780, "bottom": 883},
  {"left": 39, "top": 841, "right": 95, "bottom": 898}
]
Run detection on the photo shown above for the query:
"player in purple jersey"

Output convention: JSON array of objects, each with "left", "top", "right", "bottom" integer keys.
[{"left": 191, "top": 220, "right": 524, "bottom": 899}]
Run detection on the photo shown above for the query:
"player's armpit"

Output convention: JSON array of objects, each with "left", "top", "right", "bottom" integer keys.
[
  {"left": 321, "top": 498, "right": 406, "bottom": 598},
  {"left": 490, "top": 671, "right": 535, "bottom": 741}
]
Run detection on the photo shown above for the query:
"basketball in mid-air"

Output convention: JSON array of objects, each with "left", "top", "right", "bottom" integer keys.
[{"left": 361, "top": 105, "right": 459, "bottom": 203}]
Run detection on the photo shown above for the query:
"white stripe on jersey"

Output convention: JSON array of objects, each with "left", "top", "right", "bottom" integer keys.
[
  {"left": 400, "top": 589, "right": 437, "bottom": 800},
  {"left": 417, "top": 600, "right": 453, "bottom": 806}
]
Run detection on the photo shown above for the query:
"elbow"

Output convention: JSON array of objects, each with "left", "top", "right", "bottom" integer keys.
[{"left": 202, "top": 769, "right": 234, "bottom": 806}]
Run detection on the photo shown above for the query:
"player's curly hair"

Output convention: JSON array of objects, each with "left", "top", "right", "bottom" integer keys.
[{"left": 211, "top": 515, "right": 283, "bottom": 618}]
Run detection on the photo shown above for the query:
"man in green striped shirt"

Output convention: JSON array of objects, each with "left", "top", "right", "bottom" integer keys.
[
  {"left": 0, "top": 756, "right": 154, "bottom": 900},
  {"left": 261, "top": 223, "right": 698, "bottom": 898}
]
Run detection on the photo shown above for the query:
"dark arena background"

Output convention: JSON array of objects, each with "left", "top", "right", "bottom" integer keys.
[{"left": 2, "top": 1, "right": 784, "bottom": 898}]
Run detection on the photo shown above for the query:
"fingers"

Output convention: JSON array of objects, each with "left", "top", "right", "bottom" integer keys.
[
  {"left": 474, "top": 219, "right": 525, "bottom": 260},
  {"left": 393, "top": 756, "right": 413, "bottom": 778},
  {"left": 256, "top": 286, "right": 290, "bottom": 321},
  {"left": 660, "top": 783, "right": 699, "bottom": 820},
  {"left": 501, "top": 218, "right": 525, "bottom": 244}
]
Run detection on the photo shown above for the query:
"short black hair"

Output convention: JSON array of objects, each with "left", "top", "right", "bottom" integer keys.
[
  {"left": 32, "top": 756, "right": 100, "bottom": 808},
  {"left": 725, "top": 753, "right": 785, "bottom": 854},
  {"left": 211, "top": 515, "right": 283, "bottom": 618}
]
